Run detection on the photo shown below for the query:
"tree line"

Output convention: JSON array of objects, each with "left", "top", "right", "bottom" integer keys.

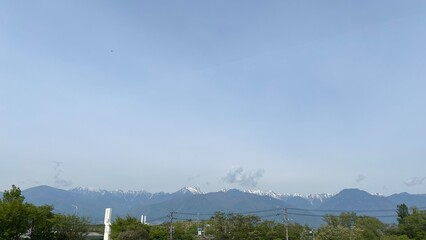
[
  {"left": 1, "top": 185, "right": 425, "bottom": 240},
  {"left": 111, "top": 206, "right": 426, "bottom": 240},
  {"left": 0, "top": 185, "right": 91, "bottom": 240}
]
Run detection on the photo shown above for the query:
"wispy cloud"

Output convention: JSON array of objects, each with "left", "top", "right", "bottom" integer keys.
[
  {"left": 404, "top": 177, "right": 426, "bottom": 187},
  {"left": 53, "top": 161, "right": 72, "bottom": 188},
  {"left": 356, "top": 174, "right": 366, "bottom": 183},
  {"left": 222, "top": 167, "right": 264, "bottom": 188}
]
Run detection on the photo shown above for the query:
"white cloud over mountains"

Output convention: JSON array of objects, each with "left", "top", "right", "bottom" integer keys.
[
  {"left": 222, "top": 167, "right": 264, "bottom": 188},
  {"left": 404, "top": 177, "right": 426, "bottom": 187}
]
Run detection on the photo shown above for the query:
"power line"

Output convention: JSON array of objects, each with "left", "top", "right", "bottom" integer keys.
[
  {"left": 258, "top": 213, "right": 282, "bottom": 219},
  {"left": 237, "top": 208, "right": 283, "bottom": 215},
  {"left": 142, "top": 206, "right": 426, "bottom": 224},
  {"left": 149, "top": 216, "right": 169, "bottom": 222},
  {"left": 287, "top": 206, "right": 426, "bottom": 213},
  {"left": 288, "top": 207, "right": 393, "bottom": 213},
  {"left": 174, "top": 211, "right": 214, "bottom": 217}
]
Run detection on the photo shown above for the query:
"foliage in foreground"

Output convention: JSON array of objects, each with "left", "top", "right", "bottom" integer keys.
[
  {"left": 0, "top": 185, "right": 90, "bottom": 240},
  {"left": 112, "top": 209, "right": 426, "bottom": 240}
]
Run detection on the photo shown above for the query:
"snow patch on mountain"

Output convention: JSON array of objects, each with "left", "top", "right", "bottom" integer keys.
[
  {"left": 178, "top": 186, "right": 204, "bottom": 195},
  {"left": 245, "top": 189, "right": 335, "bottom": 204},
  {"left": 70, "top": 187, "right": 153, "bottom": 201},
  {"left": 71, "top": 186, "right": 334, "bottom": 204},
  {"left": 70, "top": 187, "right": 110, "bottom": 195},
  {"left": 369, "top": 192, "right": 384, "bottom": 197},
  {"left": 244, "top": 189, "right": 281, "bottom": 199},
  {"left": 305, "top": 193, "right": 335, "bottom": 204}
]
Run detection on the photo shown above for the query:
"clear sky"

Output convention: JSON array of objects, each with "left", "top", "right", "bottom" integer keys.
[{"left": 1, "top": 1, "right": 426, "bottom": 195}]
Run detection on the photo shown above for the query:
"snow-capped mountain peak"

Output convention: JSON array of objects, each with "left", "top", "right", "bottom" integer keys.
[
  {"left": 70, "top": 186, "right": 334, "bottom": 203},
  {"left": 244, "top": 189, "right": 335, "bottom": 205},
  {"left": 243, "top": 189, "right": 281, "bottom": 199},
  {"left": 177, "top": 186, "right": 204, "bottom": 195}
]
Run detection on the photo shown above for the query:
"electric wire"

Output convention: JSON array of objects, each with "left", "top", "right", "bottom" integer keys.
[{"left": 146, "top": 206, "right": 426, "bottom": 224}]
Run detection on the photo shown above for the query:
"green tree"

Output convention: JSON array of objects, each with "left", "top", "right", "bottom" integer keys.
[
  {"left": 399, "top": 208, "right": 426, "bottom": 240},
  {"left": 27, "top": 204, "right": 56, "bottom": 240},
  {"left": 2, "top": 185, "right": 25, "bottom": 203},
  {"left": 209, "top": 212, "right": 257, "bottom": 239},
  {"left": 323, "top": 212, "right": 358, "bottom": 228},
  {"left": 254, "top": 220, "right": 283, "bottom": 240},
  {"left": 208, "top": 211, "right": 312, "bottom": 240},
  {"left": 173, "top": 220, "right": 201, "bottom": 240},
  {"left": 397, "top": 204, "right": 410, "bottom": 224},
  {"left": 0, "top": 185, "right": 33, "bottom": 240},
  {"left": 381, "top": 235, "right": 411, "bottom": 240},
  {"left": 228, "top": 214, "right": 260, "bottom": 239},
  {"left": 338, "top": 212, "right": 358, "bottom": 228},
  {"left": 52, "top": 214, "right": 90, "bottom": 240},
  {"left": 148, "top": 224, "right": 168, "bottom": 240},
  {"left": 0, "top": 185, "right": 57, "bottom": 240},
  {"left": 355, "top": 216, "right": 385, "bottom": 239},
  {"left": 210, "top": 212, "right": 230, "bottom": 239},
  {"left": 293, "top": 224, "right": 313, "bottom": 240},
  {"left": 111, "top": 216, "right": 149, "bottom": 240},
  {"left": 317, "top": 212, "right": 374, "bottom": 240},
  {"left": 316, "top": 225, "right": 362, "bottom": 240}
]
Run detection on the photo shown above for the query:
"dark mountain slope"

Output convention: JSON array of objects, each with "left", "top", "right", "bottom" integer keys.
[
  {"left": 318, "top": 188, "right": 396, "bottom": 223},
  {"left": 387, "top": 192, "right": 426, "bottom": 208},
  {"left": 19, "top": 186, "right": 423, "bottom": 226}
]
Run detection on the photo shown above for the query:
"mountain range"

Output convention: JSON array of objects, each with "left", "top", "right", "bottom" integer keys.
[{"left": 13, "top": 186, "right": 426, "bottom": 227}]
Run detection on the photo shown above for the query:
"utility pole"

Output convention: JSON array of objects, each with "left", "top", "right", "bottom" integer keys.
[
  {"left": 169, "top": 211, "right": 174, "bottom": 240},
  {"left": 283, "top": 208, "right": 289, "bottom": 240},
  {"left": 103, "top": 208, "right": 112, "bottom": 240}
]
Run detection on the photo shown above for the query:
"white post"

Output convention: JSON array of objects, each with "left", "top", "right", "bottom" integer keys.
[{"left": 104, "top": 208, "right": 112, "bottom": 240}]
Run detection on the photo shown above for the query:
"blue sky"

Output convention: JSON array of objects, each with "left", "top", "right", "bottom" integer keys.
[{"left": 1, "top": 1, "right": 426, "bottom": 195}]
